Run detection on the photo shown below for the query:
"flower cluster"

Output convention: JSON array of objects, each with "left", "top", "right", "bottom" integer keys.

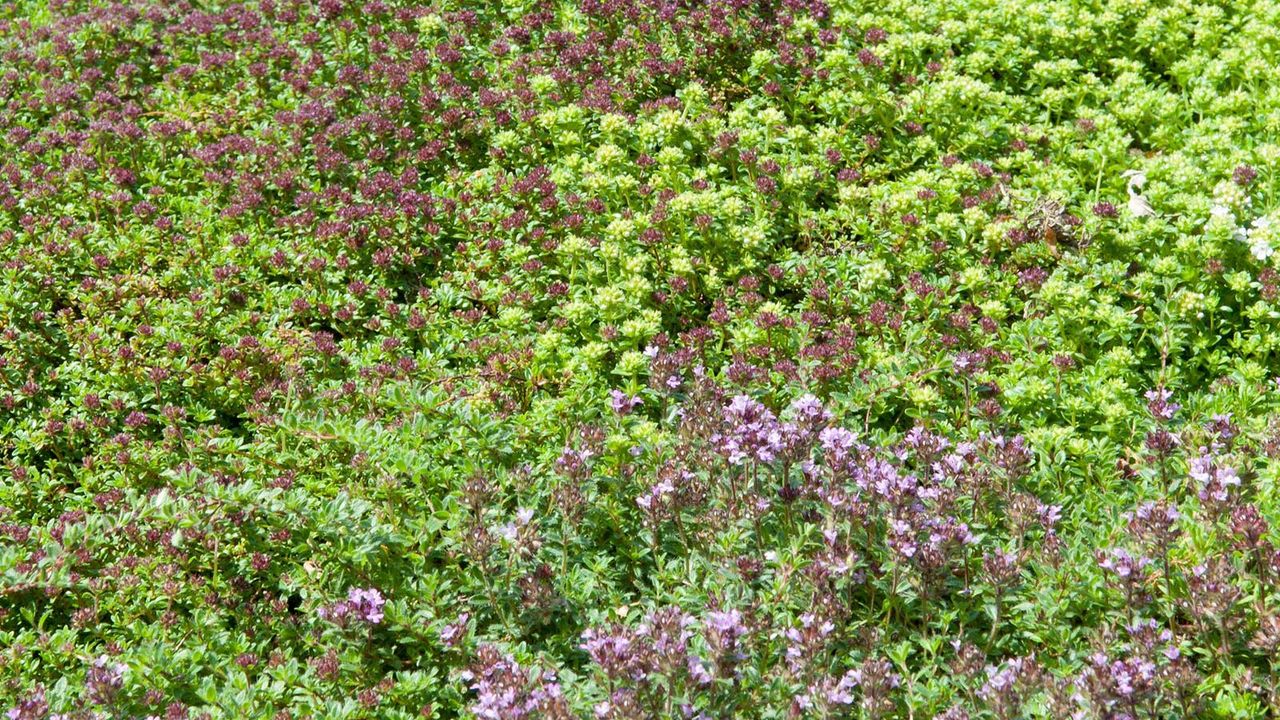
[
  {"left": 319, "top": 587, "right": 387, "bottom": 626},
  {"left": 3, "top": 0, "right": 1280, "bottom": 716}
]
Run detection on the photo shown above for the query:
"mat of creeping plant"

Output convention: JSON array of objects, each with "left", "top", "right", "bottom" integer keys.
[{"left": 2, "top": 0, "right": 1280, "bottom": 718}]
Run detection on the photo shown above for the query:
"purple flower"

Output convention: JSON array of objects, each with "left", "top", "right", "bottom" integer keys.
[
  {"left": 321, "top": 587, "right": 386, "bottom": 626},
  {"left": 686, "top": 655, "right": 714, "bottom": 686},
  {"left": 846, "top": 658, "right": 900, "bottom": 718},
  {"left": 1125, "top": 500, "right": 1181, "bottom": 551},
  {"left": 952, "top": 351, "right": 981, "bottom": 375},
  {"left": 857, "top": 456, "right": 917, "bottom": 504},
  {"left": 701, "top": 607, "right": 748, "bottom": 678},
  {"left": 1189, "top": 453, "right": 1240, "bottom": 505},
  {"left": 581, "top": 626, "right": 643, "bottom": 681},
  {"left": 1144, "top": 388, "right": 1179, "bottom": 422},
  {"left": 796, "top": 669, "right": 859, "bottom": 713},
  {"left": 857, "top": 48, "right": 884, "bottom": 68},
  {"left": 464, "top": 645, "right": 572, "bottom": 720},
  {"left": 887, "top": 518, "right": 917, "bottom": 558},
  {"left": 498, "top": 508, "right": 537, "bottom": 544},
  {"left": 1037, "top": 503, "right": 1063, "bottom": 530},
  {"left": 556, "top": 446, "right": 595, "bottom": 480},
  {"left": 1098, "top": 548, "right": 1152, "bottom": 580},
  {"left": 981, "top": 660, "right": 1021, "bottom": 694},
  {"left": 635, "top": 478, "right": 674, "bottom": 512},
  {"left": 440, "top": 613, "right": 470, "bottom": 648},
  {"left": 705, "top": 609, "right": 745, "bottom": 641},
  {"left": 982, "top": 549, "right": 1021, "bottom": 586},
  {"left": 1206, "top": 413, "right": 1238, "bottom": 450},
  {"left": 1082, "top": 652, "right": 1157, "bottom": 704},
  {"left": 788, "top": 394, "right": 829, "bottom": 424},
  {"left": 784, "top": 612, "right": 835, "bottom": 673},
  {"left": 714, "top": 395, "right": 784, "bottom": 465},
  {"left": 347, "top": 587, "right": 386, "bottom": 624},
  {"left": 609, "top": 389, "right": 643, "bottom": 416},
  {"left": 819, "top": 426, "right": 857, "bottom": 463},
  {"left": 977, "top": 657, "right": 1039, "bottom": 717},
  {"left": 85, "top": 655, "right": 125, "bottom": 705},
  {"left": 825, "top": 671, "right": 859, "bottom": 705},
  {"left": 638, "top": 606, "right": 695, "bottom": 673},
  {"left": 6, "top": 688, "right": 47, "bottom": 720},
  {"left": 1092, "top": 201, "right": 1118, "bottom": 218}
]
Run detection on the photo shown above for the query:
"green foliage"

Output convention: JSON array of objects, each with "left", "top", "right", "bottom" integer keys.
[{"left": 2, "top": 0, "right": 1280, "bottom": 718}]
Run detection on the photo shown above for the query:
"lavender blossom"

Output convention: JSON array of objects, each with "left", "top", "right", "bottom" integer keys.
[
  {"left": 320, "top": 587, "right": 386, "bottom": 626},
  {"left": 609, "top": 389, "right": 643, "bottom": 416},
  {"left": 714, "top": 395, "right": 784, "bottom": 465},
  {"left": 463, "top": 645, "right": 572, "bottom": 720},
  {"left": 85, "top": 655, "right": 126, "bottom": 705},
  {"left": 6, "top": 688, "right": 47, "bottom": 720},
  {"left": 1188, "top": 452, "right": 1240, "bottom": 508},
  {"left": 440, "top": 613, "right": 470, "bottom": 649},
  {"left": 1144, "top": 388, "right": 1180, "bottom": 422}
]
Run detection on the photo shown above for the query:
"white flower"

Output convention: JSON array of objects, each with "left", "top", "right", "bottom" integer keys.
[
  {"left": 1210, "top": 204, "right": 1232, "bottom": 221},
  {"left": 1247, "top": 215, "right": 1277, "bottom": 259},
  {"left": 1250, "top": 237, "right": 1274, "bottom": 261}
]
